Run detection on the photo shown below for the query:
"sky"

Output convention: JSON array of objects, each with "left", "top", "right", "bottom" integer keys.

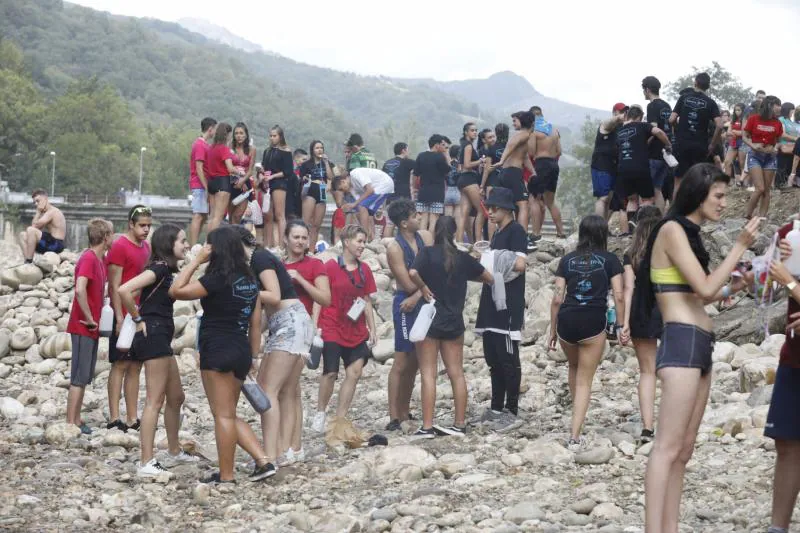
[{"left": 70, "top": 0, "right": 800, "bottom": 111}]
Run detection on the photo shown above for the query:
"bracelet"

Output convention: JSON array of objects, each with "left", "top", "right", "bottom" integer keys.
[
  {"left": 132, "top": 316, "right": 143, "bottom": 324},
  {"left": 721, "top": 285, "right": 731, "bottom": 299}
]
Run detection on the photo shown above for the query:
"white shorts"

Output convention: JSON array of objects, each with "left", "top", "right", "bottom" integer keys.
[{"left": 191, "top": 188, "right": 209, "bottom": 214}]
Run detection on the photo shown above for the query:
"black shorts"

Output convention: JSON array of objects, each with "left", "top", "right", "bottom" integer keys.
[
  {"left": 199, "top": 336, "right": 251, "bottom": 381},
  {"left": 618, "top": 168, "right": 655, "bottom": 199},
  {"left": 132, "top": 318, "right": 174, "bottom": 362},
  {"left": 307, "top": 182, "right": 327, "bottom": 204},
  {"left": 208, "top": 176, "right": 232, "bottom": 195},
  {"left": 269, "top": 177, "right": 289, "bottom": 192},
  {"left": 497, "top": 167, "right": 528, "bottom": 203},
  {"left": 70, "top": 334, "right": 98, "bottom": 387},
  {"left": 765, "top": 365, "right": 800, "bottom": 441},
  {"left": 457, "top": 171, "right": 480, "bottom": 190},
  {"left": 36, "top": 231, "right": 65, "bottom": 254},
  {"left": 656, "top": 322, "right": 714, "bottom": 376},
  {"left": 109, "top": 315, "right": 136, "bottom": 363},
  {"left": 322, "top": 341, "right": 371, "bottom": 375},
  {"left": 629, "top": 299, "right": 663, "bottom": 340},
  {"left": 529, "top": 158, "right": 560, "bottom": 197},
  {"left": 486, "top": 170, "right": 500, "bottom": 188},
  {"left": 557, "top": 307, "right": 606, "bottom": 344},
  {"left": 676, "top": 144, "right": 709, "bottom": 178}
]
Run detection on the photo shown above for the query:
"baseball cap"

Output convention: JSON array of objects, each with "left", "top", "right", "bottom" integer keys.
[{"left": 613, "top": 102, "right": 628, "bottom": 113}]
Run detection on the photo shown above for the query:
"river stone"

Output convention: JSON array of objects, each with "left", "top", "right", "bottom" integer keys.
[
  {"left": 574, "top": 446, "right": 615, "bottom": 465},
  {"left": 371, "top": 339, "right": 394, "bottom": 364},
  {"left": 0, "top": 331, "right": 9, "bottom": 358},
  {"left": 40, "top": 333, "right": 71, "bottom": 358},
  {"left": 739, "top": 357, "right": 777, "bottom": 392},
  {"left": 16, "top": 264, "right": 44, "bottom": 286},
  {"left": 0, "top": 397, "right": 25, "bottom": 420},
  {"left": 521, "top": 438, "right": 573, "bottom": 465},
  {"left": 45, "top": 422, "right": 80, "bottom": 445},
  {"left": 503, "top": 502, "right": 545, "bottom": 524},
  {"left": 11, "top": 327, "right": 36, "bottom": 350}
]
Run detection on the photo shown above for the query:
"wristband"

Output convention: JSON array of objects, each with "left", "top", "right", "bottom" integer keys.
[
  {"left": 132, "top": 316, "right": 143, "bottom": 324},
  {"left": 721, "top": 285, "right": 731, "bottom": 299}
]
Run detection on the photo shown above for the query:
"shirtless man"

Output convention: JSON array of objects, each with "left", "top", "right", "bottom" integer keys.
[
  {"left": 527, "top": 108, "right": 566, "bottom": 239},
  {"left": 20, "top": 189, "right": 66, "bottom": 263},
  {"left": 496, "top": 111, "right": 534, "bottom": 232}
]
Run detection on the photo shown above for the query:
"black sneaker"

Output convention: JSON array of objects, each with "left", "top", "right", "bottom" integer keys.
[
  {"left": 433, "top": 425, "right": 466, "bottom": 437},
  {"left": 200, "top": 471, "right": 237, "bottom": 484},
  {"left": 529, "top": 233, "right": 542, "bottom": 242},
  {"left": 127, "top": 419, "right": 141, "bottom": 432},
  {"left": 106, "top": 419, "right": 128, "bottom": 432},
  {"left": 385, "top": 419, "right": 402, "bottom": 432},
  {"left": 249, "top": 462, "right": 277, "bottom": 482},
  {"left": 526, "top": 236, "right": 538, "bottom": 253},
  {"left": 411, "top": 427, "right": 436, "bottom": 440},
  {"left": 640, "top": 429, "right": 655, "bottom": 444}
]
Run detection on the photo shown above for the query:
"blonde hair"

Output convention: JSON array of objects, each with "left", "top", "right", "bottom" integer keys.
[
  {"left": 87, "top": 218, "right": 112, "bottom": 246},
  {"left": 340, "top": 224, "right": 366, "bottom": 244}
]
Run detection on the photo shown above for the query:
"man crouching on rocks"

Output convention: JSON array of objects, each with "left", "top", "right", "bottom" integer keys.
[{"left": 19, "top": 189, "right": 66, "bottom": 263}]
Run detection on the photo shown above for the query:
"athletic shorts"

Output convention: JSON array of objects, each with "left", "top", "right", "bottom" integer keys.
[
  {"left": 208, "top": 176, "right": 232, "bottom": 195},
  {"left": 109, "top": 315, "right": 136, "bottom": 363},
  {"left": 393, "top": 293, "right": 421, "bottom": 353},
  {"left": 457, "top": 171, "right": 480, "bottom": 190},
  {"left": 36, "top": 231, "right": 65, "bottom": 254},
  {"left": 265, "top": 302, "right": 313, "bottom": 356},
  {"left": 649, "top": 159, "right": 670, "bottom": 190},
  {"left": 444, "top": 186, "right": 461, "bottom": 206},
  {"left": 629, "top": 301, "right": 663, "bottom": 340},
  {"left": 747, "top": 150, "right": 778, "bottom": 171},
  {"left": 132, "top": 318, "right": 174, "bottom": 362},
  {"left": 322, "top": 341, "right": 371, "bottom": 375},
  {"left": 529, "top": 158, "right": 560, "bottom": 197},
  {"left": 557, "top": 307, "right": 606, "bottom": 344},
  {"left": 497, "top": 167, "right": 528, "bottom": 203},
  {"left": 358, "top": 193, "right": 389, "bottom": 216},
  {"left": 591, "top": 169, "right": 615, "bottom": 198},
  {"left": 199, "top": 336, "right": 252, "bottom": 381},
  {"left": 415, "top": 202, "right": 444, "bottom": 215},
  {"left": 765, "top": 365, "right": 800, "bottom": 441},
  {"left": 618, "top": 168, "right": 655, "bottom": 199},
  {"left": 656, "top": 322, "right": 715, "bottom": 376},
  {"left": 269, "top": 177, "right": 289, "bottom": 192},
  {"left": 676, "top": 144, "right": 709, "bottom": 178},
  {"left": 191, "top": 188, "right": 209, "bottom": 214},
  {"left": 70, "top": 334, "right": 98, "bottom": 387},
  {"left": 307, "top": 182, "right": 327, "bottom": 204}
]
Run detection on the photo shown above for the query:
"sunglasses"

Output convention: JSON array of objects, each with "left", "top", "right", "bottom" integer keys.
[{"left": 130, "top": 206, "right": 152, "bottom": 220}]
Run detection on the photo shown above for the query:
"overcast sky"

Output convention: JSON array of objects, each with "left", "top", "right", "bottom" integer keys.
[{"left": 71, "top": 0, "right": 800, "bottom": 111}]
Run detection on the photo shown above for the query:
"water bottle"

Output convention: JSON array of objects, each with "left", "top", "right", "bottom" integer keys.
[
  {"left": 374, "top": 210, "right": 387, "bottom": 240},
  {"left": 99, "top": 297, "right": 114, "bottom": 337},
  {"left": 409, "top": 300, "right": 437, "bottom": 342},
  {"left": 232, "top": 181, "right": 251, "bottom": 206},
  {"left": 115, "top": 314, "right": 136, "bottom": 351},
  {"left": 195, "top": 309, "right": 203, "bottom": 351},
  {"left": 307, "top": 331, "right": 323, "bottom": 370},
  {"left": 605, "top": 292, "right": 617, "bottom": 339},
  {"left": 785, "top": 220, "right": 800, "bottom": 277}
]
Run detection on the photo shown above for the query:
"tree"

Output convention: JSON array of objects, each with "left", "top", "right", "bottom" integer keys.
[
  {"left": 554, "top": 115, "right": 597, "bottom": 219},
  {"left": 666, "top": 62, "right": 753, "bottom": 110}
]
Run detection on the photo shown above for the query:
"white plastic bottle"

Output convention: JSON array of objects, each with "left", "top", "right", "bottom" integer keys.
[
  {"left": 99, "top": 297, "right": 114, "bottom": 337},
  {"left": 115, "top": 314, "right": 136, "bottom": 351},
  {"left": 605, "top": 292, "right": 617, "bottom": 339},
  {"left": 409, "top": 300, "right": 437, "bottom": 342},
  {"left": 663, "top": 148, "right": 679, "bottom": 169},
  {"left": 785, "top": 220, "right": 800, "bottom": 277}
]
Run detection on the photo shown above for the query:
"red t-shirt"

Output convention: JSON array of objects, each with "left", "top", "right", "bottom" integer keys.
[
  {"left": 744, "top": 116, "right": 783, "bottom": 146},
  {"left": 107, "top": 235, "right": 151, "bottom": 317},
  {"left": 284, "top": 256, "right": 327, "bottom": 315},
  {"left": 319, "top": 259, "right": 377, "bottom": 347},
  {"left": 67, "top": 250, "right": 107, "bottom": 340},
  {"left": 207, "top": 144, "right": 234, "bottom": 178},
  {"left": 189, "top": 137, "right": 208, "bottom": 190}
]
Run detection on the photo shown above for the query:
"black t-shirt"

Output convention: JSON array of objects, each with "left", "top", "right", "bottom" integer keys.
[
  {"left": 616, "top": 122, "right": 654, "bottom": 173},
  {"left": 794, "top": 139, "right": 800, "bottom": 157},
  {"left": 261, "top": 147, "right": 294, "bottom": 182},
  {"left": 251, "top": 248, "right": 297, "bottom": 300},
  {"left": 414, "top": 151, "right": 450, "bottom": 203},
  {"left": 673, "top": 90, "right": 721, "bottom": 148},
  {"left": 139, "top": 262, "right": 175, "bottom": 320},
  {"left": 483, "top": 143, "right": 505, "bottom": 181},
  {"left": 199, "top": 271, "right": 258, "bottom": 340},
  {"left": 647, "top": 99, "right": 673, "bottom": 160},
  {"left": 413, "top": 246, "right": 485, "bottom": 335},
  {"left": 555, "top": 250, "right": 623, "bottom": 309},
  {"left": 298, "top": 159, "right": 331, "bottom": 182},
  {"left": 476, "top": 222, "right": 527, "bottom": 333},
  {"left": 382, "top": 156, "right": 415, "bottom": 199},
  {"left": 591, "top": 127, "right": 617, "bottom": 173}
]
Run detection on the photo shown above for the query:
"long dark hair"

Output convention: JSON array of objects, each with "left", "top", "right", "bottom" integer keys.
[
  {"left": 668, "top": 163, "right": 730, "bottom": 218},
  {"left": 576, "top": 215, "right": 608, "bottom": 254},
  {"left": 232, "top": 224, "right": 260, "bottom": 250},
  {"left": 213, "top": 122, "right": 232, "bottom": 145},
  {"left": 206, "top": 226, "right": 253, "bottom": 284},
  {"left": 460, "top": 122, "right": 475, "bottom": 144},
  {"left": 309, "top": 140, "right": 325, "bottom": 164},
  {"left": 626, "top": 206, "right": 662, "bottom": 270},
  {"left": 434, "top": 216, "right": 458, "bottom": 274},
  {"left": 477, "top": 128, "right": 492, "bottom": 152},
  {"left": 231, "top": 122, "right": 251, "bottom": 154},
  {"left": 270, "top": 125, "right": 287, "bottom": 148},
  {"left": 760, "top": 96, "right": 781, "bottom": 120},
  {"left": 149, "top": 223, "right": 182, "bottom": 271},
  {"left": 495, "top": 123, "right": 509, "bottom": 144},
  {"left": 731, "top": 103, "right": 744, "bottom": 124},
  {"left": 781, "top": 102, "right": 795, "bottom": 120}
]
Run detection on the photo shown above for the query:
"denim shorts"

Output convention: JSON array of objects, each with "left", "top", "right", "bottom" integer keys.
[
  {"left": 444, "top": 186, "right": 461, "bottom": 206},
  {"left": 656, "top": 322, "right": 715, "bottom": 376},
  {"left": 265, "top": 302, "right": 314, "bottom": 356},
  {"left": 747, "top": 149, "right": 778, "bottom": 171},
  {"left": 590, "top": 169, "right": 615, "bottom": 198},
  {"left": 649, "top": 159, "right": 670, "bottom": 190},
  {"left": 191, "top": 188, "right": 209, "bottom": 214}
]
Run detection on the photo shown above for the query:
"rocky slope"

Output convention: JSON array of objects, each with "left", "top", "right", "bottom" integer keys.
[{"left": 0, "top": 191, "right": 795, "bottom": 532}]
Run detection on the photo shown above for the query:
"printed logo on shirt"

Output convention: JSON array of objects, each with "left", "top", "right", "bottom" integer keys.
[
  {"left": 684, "top": 96, "right": 708, "bottom": 111},
  {"left": 232, "top": 276, "right": 258, "bottom": 304},
  {"left": 566, "top": 254, "right": 606, "bottom": 275},
  {"left": 756, "top": 124, "right": 778, "bottom": 133}
]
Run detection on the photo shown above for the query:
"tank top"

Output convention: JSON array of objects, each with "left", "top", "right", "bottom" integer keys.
[
  {"left": 591, "top": 127, "right": 618, "bottom": 173},
  {"left": 459, "top": 139, "right": 480, "bottom": 167},
  {"left": 231, "top": 148, "right": 252, "bottom": 174},
  {"left": 395, "top": 232, "right": 425, "bottom": 300}
]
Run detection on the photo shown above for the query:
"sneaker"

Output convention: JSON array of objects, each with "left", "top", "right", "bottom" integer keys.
[
  {"left": 127, "top": 419, "right": 141, "bottom": 432},
  {"left": 639, "top": 429, "right": 655, "bottom": 444},
  {"left": 385, "top": 419, "right": 402, "bottom": 432},
  {"left": 526, "top": 237, "right": 538, "bottom": 253},
  {"left": 311, "top": 412, "right": 326, "bottom": 434},
  {"left": 489, "top": 411, "right": 523, "bottom": 433},
  {"left": 567, "top": 436, "right": 587, "bottom": 452},
  {"left": 433, "top": 425, "right": 466, "bottom": 437},
  {"left": 249, "top": 462, "right": 277, "bottom": 482},
  {"left": 476, "top": 408, "right": 504, "bottom": 424},
  {"left": 276, "top": 448, "right": 296, "bottom": 467},
  {"left": 137, "top": 458, "right": 174, "bottom": 479},
  {"left": 161, "top": 449, "right": 199, "bottom": 467},
  {"left": 106, "top": 419, "right": 128, "bottom": 432},
  {"left": 78, "top": 423, "right": 92, "bottom": 435},
  {"left": 200, "top": 471, "right": 236, "bottom": 484},
  {"left": 293, "top": 448, "right": 305, "bottom": 463},
  {"left": 411, "top": 427, "right": 436, "bottom": 440},
  {"left": 529, "top": 233, "right": 542, "bottom": 243}
]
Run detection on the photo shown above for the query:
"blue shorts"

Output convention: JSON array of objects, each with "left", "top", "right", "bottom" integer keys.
[
  {"left": 747, "top": 149, "right": 778, "bottom": 171},
  {"left": 35, "top": 231, "right": 65, "bottom": 254},
  {"left": 590, "top": 169, "right": 615, "bottom": 198},
  {"left": 191, "top": 188, "right": 209, "bottom": 214},
  {"left": 444, "top": 186, "right": 460, "bottom": 206},
  {"left": 765, "top": 365, "right": 800, "bottom": 441},
  {"left": 393, "top": 293, "right": 421, "bottom": 353},
  {"left": 358, "top": 193, "right": 389, "bottom": 215},
  {"left": 649, "top": 159, "right": 670, "bottom": 190}
]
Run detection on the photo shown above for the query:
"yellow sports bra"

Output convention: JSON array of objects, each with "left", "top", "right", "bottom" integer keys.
[{"left": 650, "top": 266, "right": 693, "bottom": 293}]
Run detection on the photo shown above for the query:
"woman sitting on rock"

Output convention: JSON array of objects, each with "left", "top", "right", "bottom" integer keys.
[
  {"left": 119, "top": 224, "right": 197, "bottom": 478},
  {"left": 640, "top": 163, "right": 759, "bottom": 532},
  {"left": 409, "top": 216, "right": 493, "bottom": 438},
  {"left": 549, "top": 214, "right": 624, "bottom": 451}
]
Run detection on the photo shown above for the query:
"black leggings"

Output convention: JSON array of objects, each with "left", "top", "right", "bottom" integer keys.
[{"left": 482, "top": 331, "right": 521, "bottom": 415}]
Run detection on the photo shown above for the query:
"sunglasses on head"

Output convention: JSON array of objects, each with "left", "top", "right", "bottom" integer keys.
[{"left": 130, "top": 206, "right": 152, "bottom": 220}]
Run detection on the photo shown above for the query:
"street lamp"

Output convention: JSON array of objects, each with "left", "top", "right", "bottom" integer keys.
[
  {"left": 49, "top": 151, "right": 56, "bottom": 196},
  {"left": 138, "top": 146, "right": 146, "bottom": 196}
]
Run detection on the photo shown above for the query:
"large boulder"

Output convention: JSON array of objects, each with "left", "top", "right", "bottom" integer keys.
[
  {"left": 15, "top": 264, "right": 44, "bottom": 286},
  {"left": 0, "top": 331, "right": 9, "bottom": 358},
  {"left": 739, "top": 356, "right": 778, "bottom": 392},
  {"left": 0, "top": 397, "right": 25, "bottom": 420},
  {"left": 45, "top": 422, "right": 80, "bottom": 445},
  {"left": 10, "top": 327, "right": 36, "bottom": 350},
  {"left": 0, "top": 268, "right": 21, "bottom": 290},
  {"left": 40, "top": 333, "right": 71, "bottom": 359}
]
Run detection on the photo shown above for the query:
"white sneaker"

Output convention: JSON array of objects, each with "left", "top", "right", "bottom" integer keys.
[
  {"left": 161, "top": 449, "right": 199, "bottom": 467},
  {"left": 276, "top": 448, "right": 296, "bottom": 467},
  {"left": 311, "top": 412, "right": 326, "bottom": 434},
  {"left": 293, "top": 448, "right": 305, "bottom": 463},
  {"left": 137, "top": 458, "right": 174, "bottom": 478}
]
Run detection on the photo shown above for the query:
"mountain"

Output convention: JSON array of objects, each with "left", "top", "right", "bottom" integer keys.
[{"left": 177, "top": 17, "right": 267, "bottom": 54}]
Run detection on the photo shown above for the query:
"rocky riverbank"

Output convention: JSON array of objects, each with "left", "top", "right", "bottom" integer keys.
[{"left": 0, "top": 203, "right": 792, "bottom": 531}]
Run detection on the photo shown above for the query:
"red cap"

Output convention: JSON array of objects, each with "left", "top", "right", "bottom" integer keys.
[{"left": 613, "top": 102, "right": 628, "bottom": 113}]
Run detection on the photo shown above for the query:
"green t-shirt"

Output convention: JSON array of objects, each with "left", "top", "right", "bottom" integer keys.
[{"left": 348, "top": 148, "right": 377, "bottom": 170}]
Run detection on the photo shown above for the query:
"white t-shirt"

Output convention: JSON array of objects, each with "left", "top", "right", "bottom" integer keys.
[{"left": 350, "top": 168, "right": 395, "bottom": 196}]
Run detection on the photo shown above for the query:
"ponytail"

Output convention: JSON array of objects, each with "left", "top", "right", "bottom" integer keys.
[{"left": 434, "top": 216, "right": 458, "bottom": 274}]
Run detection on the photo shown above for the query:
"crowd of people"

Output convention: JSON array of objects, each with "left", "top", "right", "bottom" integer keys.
[{"left": 19, "top": 69, "right": 800, "bottom": 531}]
